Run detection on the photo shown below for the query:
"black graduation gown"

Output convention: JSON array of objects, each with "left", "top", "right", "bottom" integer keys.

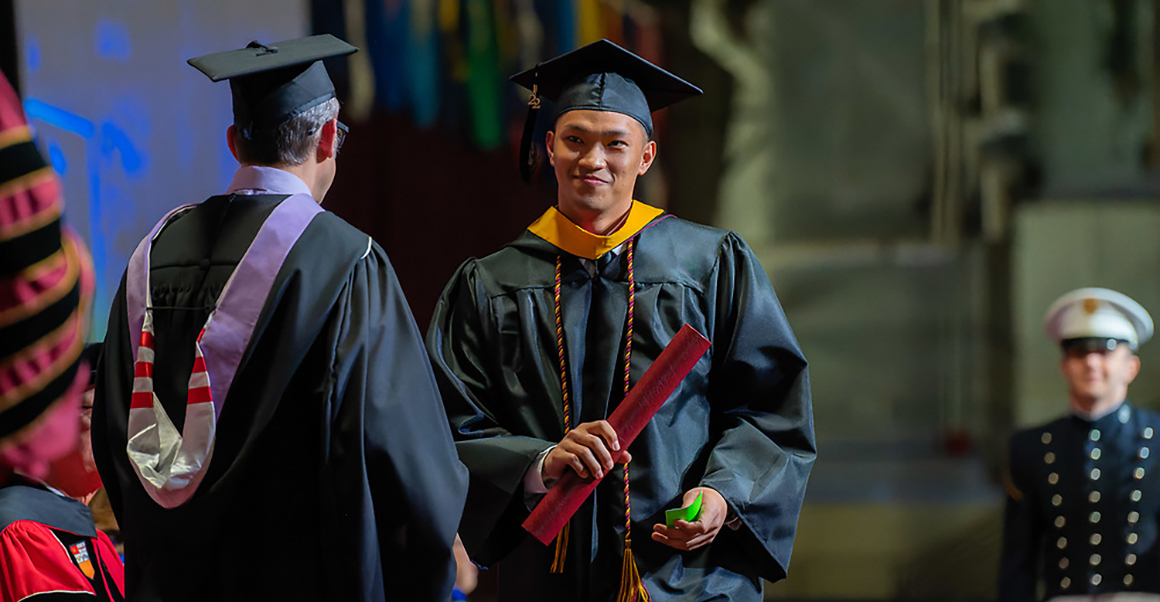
[
  {"left": 91, "top": 194, "right": 468, "bottom": 602},
  {"left": 427, "top": 213, "right": 816, "bottom": 602}
]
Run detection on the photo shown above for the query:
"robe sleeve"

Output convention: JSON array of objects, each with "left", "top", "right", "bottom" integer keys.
[
  {"left": 426, "top": 261, "right": 555, "bottom": 565},
  {"left": 996, "top": 435, "right": 1039, "bottom": 602},
  {"left": 325, "top": 242, "right": 469, "bottom": 602},
  {"left": 698, "top": 232, "right": 816, "bottom": 582},
  {"left": 0, "top": 521, "right": 97, "bottom": 601}
]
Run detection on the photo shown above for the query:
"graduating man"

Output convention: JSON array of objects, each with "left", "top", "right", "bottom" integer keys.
[
  {"left": 999, "top": 288, "right": 1160, "bottom": 600},
  {"left": 92, "top": 35, "right": 467, "bottom": 601},
  {"left": 427, "top": 40, "right": 815, "bottom": 602}
]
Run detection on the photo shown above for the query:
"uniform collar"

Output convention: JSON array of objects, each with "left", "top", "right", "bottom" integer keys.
[
  {"left": 1071, "top": 401, "right": 1127, "bottom": 424},
  {"left": 526, "top": 200, "right": 664, "bottom": 260},
  {"left": 1071, "top": 400, "right": 1133, "bottom": 428},
  {"left": 226, "top": 165, "right": 313, "bottom": 197}
]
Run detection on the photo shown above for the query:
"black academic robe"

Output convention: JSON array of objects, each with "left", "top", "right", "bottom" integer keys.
[
  {"left": 92, "top": 194, "right": 468, "bottom": 602},
  {"left": 998, "top": 401, "right": 1160, "bottom": 601},
  {"left": 428, "top": 213, "right": 816, "bottom": 602}
]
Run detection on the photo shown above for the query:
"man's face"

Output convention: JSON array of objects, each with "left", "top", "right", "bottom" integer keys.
[
  {"left": 1060, "top": 342, "right": 1141, "bottom": 407},
  {"left": 43, "top": 386, "right": 102, "bottom": 500},
  {"left": 546, "top": 110, "right": 656, "bottom": 221}
]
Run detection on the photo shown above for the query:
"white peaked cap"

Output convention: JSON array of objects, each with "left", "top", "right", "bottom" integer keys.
[{"left": 1044, "top": 287, "right": 1154, "bottom": 349}]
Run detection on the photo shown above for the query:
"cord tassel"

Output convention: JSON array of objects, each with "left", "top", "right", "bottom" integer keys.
[
  {"left": 550, "top": 255, "right": 571, "bottom": 573},
  {"left": 550, "top": 521, "right": 570, "bottom": 573},
  {"left": 617, "top": 541, "right": 651, "bottom": 602},
  {"left": 616, "top": 240, "right": 650, "bottom": 602},
  {"left": 548, "top": 239, "right": 647, "bottom": 599}
]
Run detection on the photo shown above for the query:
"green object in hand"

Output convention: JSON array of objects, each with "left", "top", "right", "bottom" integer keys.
[{"left": 665, "top": 492, "right": 703, "bottom": 527}]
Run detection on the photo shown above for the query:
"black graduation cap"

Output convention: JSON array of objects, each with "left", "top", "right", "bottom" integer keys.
[
  {"left": 187, "top": 34, "right": 357, "bottom": 135},
  {"left": 511, "top": 39, "right": 702, "bottom": 182}
]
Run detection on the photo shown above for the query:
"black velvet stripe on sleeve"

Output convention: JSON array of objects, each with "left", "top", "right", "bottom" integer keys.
[
  {"left": 0, "top": 276, "right": 79, "bottom": 358},
  {"left": 98, "top": 560, "right": 125, "bottom": 602},
  {"left": 0, "top": 140, "right": 48, "bottom": 184},
  {"left": 0, "top": 355, "right": 82, "bottom": 440},
  {"left": 0, "top": 217, "right": 62, "bottom": 276}
]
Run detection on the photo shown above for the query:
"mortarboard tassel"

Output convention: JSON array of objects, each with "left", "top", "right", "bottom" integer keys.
[{"left": 519, "top": 79, "right": 541, "bottom": 183}]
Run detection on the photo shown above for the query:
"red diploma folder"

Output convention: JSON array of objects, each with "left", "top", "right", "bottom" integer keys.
[{"left": 522, "top": 324, "right": 712, "bottom": 545}]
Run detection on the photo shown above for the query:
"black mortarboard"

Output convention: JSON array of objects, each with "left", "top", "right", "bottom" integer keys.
[
  {"left": 510, "top": 39, "right": 702, "bottom": 182},
  {"left": 187, "top": 34, "right": 357, "bottom": 135}
]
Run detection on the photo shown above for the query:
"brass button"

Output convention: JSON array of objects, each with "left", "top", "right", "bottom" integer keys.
[
  {"left": 1128, "top": 533, "right": 1139, "bottom": 544},
  {"left": 1053, "top": 494, "right": 1063, "bottom": 506},
  {"left": 1091, "top": 430, "right": 1101, "bottom": 442},
  {"left": 1140, "top": 447, "right": 1150, "bottom": 459},
  {"left": 1091, "top": 533, "right": 1102, "bottom": 545},
  {"left": 1092, "top": 574, "right": 1102, "bottom": 586},
  {"left": 1135, "top": 467, "right": 1145, "bottom": 480},
  {"left": 1061, "top": 576, "right": 1071, "bottom": 589},
  {"left": 1045, "top": 452, "right": 1056, "bottom": 464},
  {"left": 1058, "top": 536, "right": 1068, "bottom": 549},
  {"left": 1050, "top": 472, "right": 1060, "bottom": 484},
  {"left": 1125, "top": 574, "right": 1135, "bottom": 586},
  {"left": 1055, "top": 516, "right": 1066, "bottom": 528},
  {"left": 1090, "top": 553, "right": 1102, "bottom": 566},
  {"left": 1090, "top": 491, "right": 1101, "bottom": 503},
  {"left": 1145, "top": 427, "right": 1153, "bottom": 440},
  {"left": 1091, "top": 468, "right": 1101, "bottom": 480},
  {"left": 1127, "top": 553, "right": 1137, "bottom": 565},
  {"left": 1090, "top": 511, "right": 1101, "bottom": 523},
  {"left": 1060, "top": 557, "right": 1069, "bottom": 569},
  {"left": 1131, "top": 489, "right": 1142, "bottom": 502},
  {"left": 1129, "top": 511, "right": 1140, "bottom": 524},
  {"left": 1043, "top": 432, "right": 1053, "bottom": 444},
  {"left": 1091, "top": 448, "right": 1102, "bottom": 460}
]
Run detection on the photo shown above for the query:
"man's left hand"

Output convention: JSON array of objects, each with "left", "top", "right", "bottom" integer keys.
[{"left": 651, "top": 487, "right": 727, "bottom": 551}]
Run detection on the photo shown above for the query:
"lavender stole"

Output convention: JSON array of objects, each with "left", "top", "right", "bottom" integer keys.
[{"left": 124, "top": 193, "right": 322, "bottom": 508}]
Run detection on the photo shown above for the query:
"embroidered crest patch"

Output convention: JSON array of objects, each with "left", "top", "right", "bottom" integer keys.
[{"left": 69, "top": 541, "right": 94, "bottom": 579}]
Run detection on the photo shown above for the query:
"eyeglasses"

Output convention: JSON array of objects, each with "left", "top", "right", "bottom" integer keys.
[{"left": 335, "top": 121, "right": 349, "bottom": 153}]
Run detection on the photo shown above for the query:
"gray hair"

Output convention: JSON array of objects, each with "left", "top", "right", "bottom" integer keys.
[{"left": 235, "top": 97, "right": 340, "bottom": 166}]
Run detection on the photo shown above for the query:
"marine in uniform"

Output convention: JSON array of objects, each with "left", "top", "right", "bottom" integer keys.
[{"left": 999, "top": 288, "right": 1160, "bottom": 601}]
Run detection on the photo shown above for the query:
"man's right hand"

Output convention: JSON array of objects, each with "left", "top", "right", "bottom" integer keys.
[{"left": 542, "top": 420, "right": 633, "bottom": 482}]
